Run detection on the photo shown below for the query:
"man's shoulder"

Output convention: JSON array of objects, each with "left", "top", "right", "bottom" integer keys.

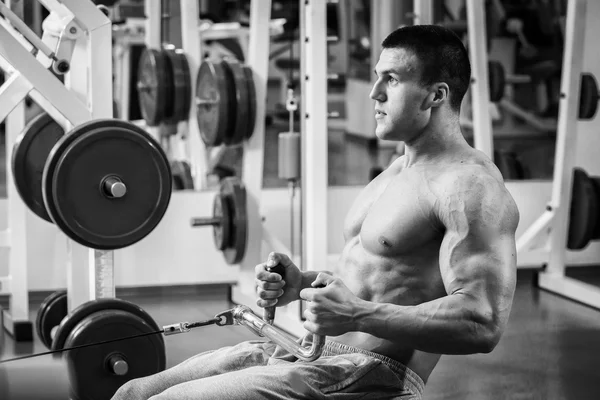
[{"left": 433, "top": 163, "right": 520, "bottom": 229}]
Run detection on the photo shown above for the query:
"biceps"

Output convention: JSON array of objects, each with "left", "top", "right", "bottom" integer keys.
[{"left": 439, "top": 233, "right": 517, "bottom": 298}]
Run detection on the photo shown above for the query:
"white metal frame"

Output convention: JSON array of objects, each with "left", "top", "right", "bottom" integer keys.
[
  {"left": 466, "top": 0, "right": 495, "bottom": 159},
  {"left": 0, "top": 0, "right": 116, "bottom": 340},
  {"left": 516, "top": 0, "right": 600, "bottom": 308},
  {"left": 228, "top": 0, "right": 328, "bottom": 336}
]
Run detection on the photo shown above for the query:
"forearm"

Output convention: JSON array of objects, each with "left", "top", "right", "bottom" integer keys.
[{"left": 356, "top": 294, "right": 500, "bottom": 355}]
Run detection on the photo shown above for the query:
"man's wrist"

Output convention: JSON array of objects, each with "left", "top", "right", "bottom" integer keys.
[
  {"left": 300, "top": 270, "right": 319, "bottom": 290},
  {"left": 354, "top": 300, "right": 380, "bottom": 333}
]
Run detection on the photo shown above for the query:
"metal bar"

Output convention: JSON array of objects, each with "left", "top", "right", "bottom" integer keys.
[
  {"left": 413, "top": 0, "right": 433, "bottom": 24},
  {"left": 143, "top": 0, "right": 161, "bottom": 141},
  {"left": 545, "top": 0, "right": 587, "bottom": 276},
  {"left": 0, "top": 72, "right": 31, "bottom": 122},
  {"left": 28, "top": 89, "right": 68, "bottom": 130},
  {"left": 300, "top": 0, "right": 328, "bottom": 275},
  {"left": 466, "top": 0, "right": 494, "bottom": 158},
  {"left": 5, "top": 89, "right": 29, "bottom": 323},
  {"left": 180, "top": 0, "right": 208, "bottom": 190},
  {"left": 539, "top": 273, "right": 600, "bottom": 310},
  {"left": 232, "top": 0, "right": 271, "bottom": 307},
  {"left": 499, "top": 99, "right": 557, "bottom": 132},
  {"left": 515, "top": 210, "right": 554, "bottom": 253}
]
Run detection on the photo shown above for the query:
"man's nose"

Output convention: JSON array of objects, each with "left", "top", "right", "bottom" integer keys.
[{"left": 369, "top": 82, "right": 386, "bottom": 102}]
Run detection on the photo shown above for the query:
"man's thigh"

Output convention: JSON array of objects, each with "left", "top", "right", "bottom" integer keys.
[
  {"left": 112, "top": 340, "right": 276, "bottom": 400},
  {"left": 150, "top": 353, "right": 417, "bottom": 400}
]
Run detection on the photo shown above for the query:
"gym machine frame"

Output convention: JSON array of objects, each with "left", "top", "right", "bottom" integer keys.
[
  {"left": 229, "top": 0, "right": 329, "bottom": 335},
  {"left": 0, "top": 0, "right": 116, "bottom": 339},
  {"left": 516, "top": 0, "right": 600, "bottom": 309}
]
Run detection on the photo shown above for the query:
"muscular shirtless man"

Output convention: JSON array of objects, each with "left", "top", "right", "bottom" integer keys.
[{"left": 112, "top": 24, "right": 519, "bottom": 400}]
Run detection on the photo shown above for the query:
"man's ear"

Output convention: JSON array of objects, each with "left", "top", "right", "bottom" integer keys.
[{"left": 425, "top": 82, "right": 450, "bottom": 109}]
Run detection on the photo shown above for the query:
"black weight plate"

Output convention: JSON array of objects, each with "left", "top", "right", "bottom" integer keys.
[
  {"left": 222, "top": 60, "right": 250, "bottom": 145},
  {"left": 171, "top": 160, "right": 194, "bottom": 190},
  {"left": 488, "top": 61, "right": 505, "bottom": 103},
  {"left": 51, "top": 298, "right": 163, "bottom": 353},
  {"left": 161, "top": 48, "right": 175, "bottom": 122},
  {"left": 592, "top": 177, "right": 600, "bottom": 240},
  {"left": 212, "top": 193, "right": 231, "bottom": 251},
  {"left": 567, "top": 168, "right": 598, "bottom": 250},
  {"left": 164, "top": 47, "right": 192, "bottom": 124},
  {"left": 195, "top": 61, "right": 229, "bottom": 146},
  {"left": 578, "top": 73, "right": 598, "bottom": 120},
  {"left": 64, "top": 309, "right": 166, "bottom": 400},
  {"left": 36, "top": 290, "right": 68, "bottom": 349},
  {"left": 220, "top": 60, "right": 238, "bottom": 145},
  {"left": 137, "top": 48, "right": 169, "bottom": 126},
  {"left": 242, "top": 65, "right": 256, "bottom": 139},
  {"left": 42, "top": 120, "right": 172, "bottom": 250},
  {"left": 11, "top": 112, "right": 64, "bottom": 222},
  {"left": 220, "top": 177, "right": 247, "bottom": 264}
]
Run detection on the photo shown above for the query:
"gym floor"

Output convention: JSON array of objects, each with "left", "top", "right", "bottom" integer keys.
[{"left": 2, "top": 270, "right": 600, "bottom": 399}]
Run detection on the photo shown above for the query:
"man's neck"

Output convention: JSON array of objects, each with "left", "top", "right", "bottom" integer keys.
[{"left": 402, "top": 117, "right": 466, "bottom": 168}]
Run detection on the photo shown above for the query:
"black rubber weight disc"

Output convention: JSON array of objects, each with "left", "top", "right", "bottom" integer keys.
[
  {"left": 164, "top": 48, "right": 192, "bottom": 124},
  {"left": 51, "top": 298, "right": 164, "bottom": 353},
  {"left": 137, "top": 48, "right": 169, "bottom": 126},
  {"left": 65, "top": 310, "right": 166, "bottom": 400},
  {"left": 195, "top": 60, "right": 229, "bottom": 147},
  {"left": 222, "top": 60, "right": 250, "bottom": 145},
  {"left": 12, "top": 112, "right": 64, "bottom": 222},
  {"left": 42, "top": 120, "right": 172, "bottom": 250},
  {"left": 36, "top": 290, "right": 68, "bottom": 349},
  {"left": 242, "top": 65, "right": 256, "bottom": 140}
]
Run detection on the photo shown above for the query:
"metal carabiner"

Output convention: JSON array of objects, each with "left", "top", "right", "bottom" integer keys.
[{"left": 215, "top": 308, "right": 236, "bottom": 326}]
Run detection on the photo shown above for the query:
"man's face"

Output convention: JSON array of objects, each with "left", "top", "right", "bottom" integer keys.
[{"left": 370, "top": 48, "right": 431, "bottom": 142}]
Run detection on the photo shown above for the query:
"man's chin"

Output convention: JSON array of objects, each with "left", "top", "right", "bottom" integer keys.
[{"left": 375, "top": 129, "right": 393, "bottom": 141}]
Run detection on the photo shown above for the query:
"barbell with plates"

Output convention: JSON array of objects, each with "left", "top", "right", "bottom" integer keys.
[
  {"left": 195, "top": 59, "right": 256, "bottom": 147},
  {"left": 48, "top": 298, "right": 166, "bottom": 400},
  {"left": 190, "top": 177, "right": 247, "bottom": 264},
  {"left": 137, "top": 46, "right": 192, "bottom": 127},
  {"left": 12, "top": 114, "right": 172, "bottom": 250}
]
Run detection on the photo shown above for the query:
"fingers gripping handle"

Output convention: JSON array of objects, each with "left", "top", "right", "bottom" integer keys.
[{"left": 264, "top": 263, "right": 285, "bottom": 324}]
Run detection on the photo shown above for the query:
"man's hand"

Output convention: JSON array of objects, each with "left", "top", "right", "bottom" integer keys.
[
  {"left": 255, "top": 252, "right": 304, "bottom": 308},
  {"left": 299, "top": 273, "right": 366, "bottom": 336}
]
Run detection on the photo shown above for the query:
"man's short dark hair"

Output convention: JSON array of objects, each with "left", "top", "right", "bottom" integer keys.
[{"left": 382, "top": 25, "right": 471, "bottom": 112}]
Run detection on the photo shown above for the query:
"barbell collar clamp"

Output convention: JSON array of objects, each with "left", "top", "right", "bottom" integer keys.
[
  {"left": 102, "top": 176, "right": 127, "bottom": 198},
  {"left": 107, "top": 354, "right": 129, "bottom": 376}
]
